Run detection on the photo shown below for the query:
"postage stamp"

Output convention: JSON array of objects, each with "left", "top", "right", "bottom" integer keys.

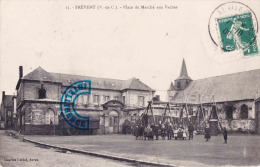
[
  {"left": 208, "top": 2, "right": 259, "bottom": 57},
  {"left": 60, "top": 80, "right": 91, "bottom": 130},
  {"left": 217, "top": 12, "right": 258, "bottom": 56}
]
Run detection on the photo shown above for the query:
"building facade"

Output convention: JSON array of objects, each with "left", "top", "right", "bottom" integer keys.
[
  {"left": 168, "top": 59, "right": 260, "bottom": 134},
  {"left": 15, "top": 66, "right": 154, "bottom": 135},
  {"left": 0, "top": 91, "right": 15, "bottom": 129}
]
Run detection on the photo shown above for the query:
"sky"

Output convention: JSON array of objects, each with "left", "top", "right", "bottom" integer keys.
[{"left": 1, "top": 0, "right": 260, "bottom": 101}]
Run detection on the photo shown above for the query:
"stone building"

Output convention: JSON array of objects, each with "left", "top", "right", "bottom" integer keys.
[
  {"left": 0, "top": 91, "right": 15, "bottom": 129},
  {"left": 168, "top": 59, "right": 260, "bottom": 134},
  {"left": 15, "top": 66, "right": 154, "bottom": 135}
]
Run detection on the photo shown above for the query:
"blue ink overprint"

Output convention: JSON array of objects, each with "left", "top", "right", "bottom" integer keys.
[{"left": 60, "top": 80, "right": 91, "bottom": 130}]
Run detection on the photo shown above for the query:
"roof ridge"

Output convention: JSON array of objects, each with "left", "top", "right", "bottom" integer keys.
[
  {"left": 50, "top": 72, "right": 126, "bottom": 82},
  {"left": 193, "top": 68, "right": 260, "bottom": 81}
]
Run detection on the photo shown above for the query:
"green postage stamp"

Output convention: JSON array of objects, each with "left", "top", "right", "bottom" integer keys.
[{"left": 217, "top": 12, "right": 258, "bottom": 56}]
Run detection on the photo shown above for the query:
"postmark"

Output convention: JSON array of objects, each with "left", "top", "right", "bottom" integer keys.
[
  {"left": 208, "top": 2, "right": 259, "bottom": 57},
  {"left": 60, "top": 80, "right": 91, "bottom": 130}
]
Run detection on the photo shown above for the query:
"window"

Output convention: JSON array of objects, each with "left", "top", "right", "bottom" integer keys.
[
  {"left": 104, "top": 96, "right": 110, "bottom": 102},
  {"left": 177, "top": 82, "right": 181, "bottom": 89},
  {"left": 225, "top": 105, "right": 233, "bottom": 119},
  {"left": 45, "top": 109, "right": 55, "bottom": 124},
  {"left": 240, "top": 104, "right": 248, "bottom": 119},
  {"left": 138, "top": 96, "right": 144, "bottom": 106},
  {"left": 94, "top": 95, "right": 100, "bottom": 104},
  {"left": 114, "top": 96, "right": 119, "bottom": 101},
  {"left": 83, "top": 95, "right": 89, "bottom": 104},
  {"left": 39, "top": 86, "right": 46, "bottom": 99},
  {"left": 123, "top": 96, "right": 126, "bottom": 104},
  {"left": 7, "top": 111, "right": 12, "bottom": 117}
]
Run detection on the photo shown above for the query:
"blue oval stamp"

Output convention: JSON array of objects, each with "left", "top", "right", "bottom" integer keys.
[{"left": 60, "top": 80, "right": 91, "bottom": 130}]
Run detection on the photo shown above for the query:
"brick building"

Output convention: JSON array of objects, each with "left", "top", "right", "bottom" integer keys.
[
  {"left": 15, "top": 66, "right": 154, "bottom": 135},
  {"left": 167, "top": 59, "right": 260, "bottom": 134},
  {"left": 0, "top": 91, "right": 15, "bottom": 129}
]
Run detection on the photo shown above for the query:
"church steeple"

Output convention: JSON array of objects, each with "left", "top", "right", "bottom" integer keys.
[
  {"left": 176, "top": 59, "right": 192, "bottom": 80},
  {"left": 174, "top": 59, "right": 192, "bottom": 91}
]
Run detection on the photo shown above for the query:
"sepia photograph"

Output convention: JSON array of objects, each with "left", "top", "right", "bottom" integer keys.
[{"left": 0, "top": 0, "right": 260, "bottom": 166}]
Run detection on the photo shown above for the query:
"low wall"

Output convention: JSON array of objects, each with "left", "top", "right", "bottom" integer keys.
[{"left": 219, "top": 119, "right": 255, "bottom": 133}]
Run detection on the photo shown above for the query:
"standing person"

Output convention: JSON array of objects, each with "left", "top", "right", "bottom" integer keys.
[
  {"left": 153, "top": 124, "right": 160, "bottom": 140},
  {"left": 173, "top": 126, "right": 178, "bottom": 140},
  {"left": 188, "top": 123, "right": 194, "bottom": 140},
  {"left": 167, "top": 123, "right": 173, "bottom": 140},
  {"left": 223, "top": 127, "right": 228, "bottom": 144},
  {"left": 135, "top": 125, "right": 139, "bottom": 140},
  {"left": 183, "top": 128, "right": 187, "bottom": 140},
  {"left": 204, "top": 124, "right": 211, "bottom": 142},
  {"left": 161, "top": 124, "right": 166, "bottom": 140}
]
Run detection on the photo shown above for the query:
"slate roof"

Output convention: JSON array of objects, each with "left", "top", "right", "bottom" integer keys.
[
  {"left": 22, "top": 67, "right": 59, "bottom": 83},
  {"left": 3, "top": 95, "right": 14, "bottom": 107},
  {"left": 171, "top": 69, "right": 260, "bottom": 104},
  {"left": 121, "top": 77, "right": 153, "bottom": 91},
  {"left": 20, "top": 67, "right": 154, "bottom": 91}
]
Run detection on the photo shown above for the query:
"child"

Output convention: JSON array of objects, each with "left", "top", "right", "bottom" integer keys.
[
  {"left": 183, "top": 128, "right": 187, "bottom": 140},
  {"left": 174, "top": 127, "right": 178, "bottom": 140}
]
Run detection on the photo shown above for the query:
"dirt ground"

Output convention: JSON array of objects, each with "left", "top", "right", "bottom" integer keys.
[
  {"left": 24, "top": 132, "right": 260, "bottom": 167},
  {"left": 0, "top": 131, "right": 137, "bottom": 167}
]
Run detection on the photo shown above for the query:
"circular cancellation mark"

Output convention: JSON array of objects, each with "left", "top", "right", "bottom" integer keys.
[
  {"left": 60, "top": 80, "right": 91, "bottom": 130},
  {"left": 208, "top": 2, "right": 259, "bottom": 56}
]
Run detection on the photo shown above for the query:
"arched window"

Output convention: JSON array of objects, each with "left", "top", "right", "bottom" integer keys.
[
  {"left": 225, "top": 104, "right": 234, "bottom": 119},
  {"left": 45, "top": 109, "right": 55, "bottom": 124},
  {"left": 240, "top": 104, "right": 248, "bottom": 119}
]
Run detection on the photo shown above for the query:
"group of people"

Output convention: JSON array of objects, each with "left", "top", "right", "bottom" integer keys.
[
  {"left": 134, "top": 123, "right": 195, "bottom": 141},
  {"left": 135, "top": 122, "right": 228, "bottom": 144}
]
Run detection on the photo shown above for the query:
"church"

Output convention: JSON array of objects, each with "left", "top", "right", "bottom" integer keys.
[{"left": 167, "top": 59, "right": 260, "bottom": 134}]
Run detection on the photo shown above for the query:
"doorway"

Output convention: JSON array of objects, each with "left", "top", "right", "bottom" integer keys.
[{"left": 109, "top": 110, "right": 119, "bottom": 134}]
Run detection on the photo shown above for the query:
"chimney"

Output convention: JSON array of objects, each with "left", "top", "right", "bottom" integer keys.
[
  {"left": 2, "top": 91, "right": 5, "bottom": 101},
  {"left": 19, "top": 66, "right": 23, "bottom": 79},
  {"left": 156, "top": 95, "right": 160, "bottom": 101},
  {"left": 152, "top": 95, "right": 160, "bottom": 102}
]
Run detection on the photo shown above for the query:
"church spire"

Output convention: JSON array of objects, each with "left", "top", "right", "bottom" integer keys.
[{"left": 176, "top": 59, "right": 192, "bottom": 80}]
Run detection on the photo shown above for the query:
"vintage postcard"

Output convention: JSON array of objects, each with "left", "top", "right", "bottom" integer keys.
[{"left": 0, "top": 0, "right": 260, "bottom": 167}]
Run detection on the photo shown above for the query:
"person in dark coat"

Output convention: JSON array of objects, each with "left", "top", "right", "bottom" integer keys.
[
  {"left": 167, "top": 123, "right": 173, "bottom": 140},
  {"left": 188, "top": 123, "right": 194, "bottom": 140},
  {"left": 223, "top": 127, "right": 228, "bottom": 143},
  {"left": 204, "top": 124, "right": 211, "bottom": 142},
  {"left": 161, "top": 124, "right": 166, "bottom": 140},
  {"left": 139, "top": 125, "right": 144, "bottom": 140},
  {"left": 153, "top": 124, "right": 160, "bottom": 140},
  {"left": 135, "top": 125, "right": 139, "bottom": 140}
]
